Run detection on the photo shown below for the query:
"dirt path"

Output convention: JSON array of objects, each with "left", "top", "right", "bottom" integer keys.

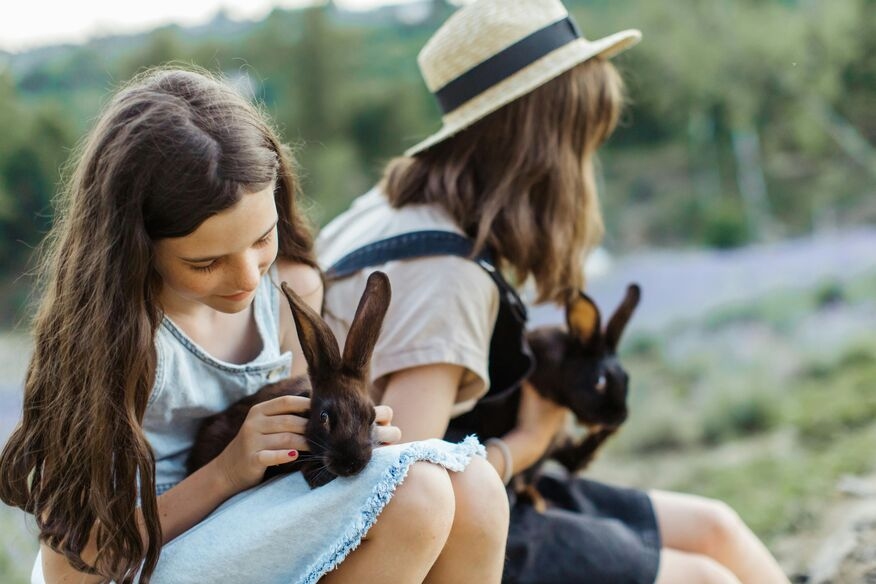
[{"left": 779, "top": 473, "right": 876, "bottom": 583}]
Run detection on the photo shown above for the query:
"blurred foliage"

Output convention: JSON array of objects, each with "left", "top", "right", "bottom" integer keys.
[{"left": 0, "top": 0, "right": 874, "bottom": 325}]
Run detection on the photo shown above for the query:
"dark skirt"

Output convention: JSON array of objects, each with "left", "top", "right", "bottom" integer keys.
[{"left": 503, "top": 470, "right": 661, "bottom": 584}]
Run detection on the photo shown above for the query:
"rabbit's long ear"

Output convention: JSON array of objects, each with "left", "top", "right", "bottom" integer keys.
[
  {"left": 605, "top": 283, "right": 641, "bottom": 353},
  {"left": 567, "top": 291, "right": 601, "bottom": 349},
  {"left": 281, "top": 281, "right": 341, "bottom": 377},
  {"left": 342, "top": 271, "right": 392, "bottom": 375}
]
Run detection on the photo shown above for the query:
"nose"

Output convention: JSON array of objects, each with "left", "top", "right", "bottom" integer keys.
[{"left": 231, "top": 252, "right": 262, "bottom": 292}]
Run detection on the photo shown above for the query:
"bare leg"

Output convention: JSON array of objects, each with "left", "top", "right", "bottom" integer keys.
[
  {"left": 650, "top": 490, "right": 790, "bottom": 584},
  {"left": 322, "top": 462, "right": 455, "bottom": 584},
  {"left": 425, "top": 456, "right": 510, "bottom": 584},
  {"left": 656, "top": 549, "right": 742, "bottom": 584}
]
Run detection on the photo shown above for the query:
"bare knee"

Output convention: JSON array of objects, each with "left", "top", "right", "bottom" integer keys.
[
  {"left": 370, "top": 462, "right": 455, "bottom": 547},
  {"left": 696, "top": 499, "right": 747, "bottom": 558},
  {"left": 447, "top": 456, "right": 509, "bottom": 545},
  {"left": 657, "top": 549, "right": 742, "bottom": 584}
]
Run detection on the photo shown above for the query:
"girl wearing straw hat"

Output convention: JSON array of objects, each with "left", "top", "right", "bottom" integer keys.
[{"left": 319, "top": 0, "right": 790, "bottom": 582}]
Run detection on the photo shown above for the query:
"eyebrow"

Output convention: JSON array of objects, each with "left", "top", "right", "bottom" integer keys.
[{"left": 180, "top": 220, "right": 279, "bottom": 263}]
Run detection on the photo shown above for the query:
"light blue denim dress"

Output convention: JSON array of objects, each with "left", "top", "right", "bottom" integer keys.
[{"left": 31, "top": 268, "right": 483, "bottom": 584}]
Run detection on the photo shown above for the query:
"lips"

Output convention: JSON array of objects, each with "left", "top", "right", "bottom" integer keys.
[{"left": 220, "top": 290, "right": 253, "bottom": 301}]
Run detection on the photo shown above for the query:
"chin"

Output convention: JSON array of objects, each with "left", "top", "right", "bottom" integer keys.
[{"left": 211, "top": 293, "right": 255, "bottom": 313}]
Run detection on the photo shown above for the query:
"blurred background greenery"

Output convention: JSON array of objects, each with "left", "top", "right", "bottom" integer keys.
[{"left": 0, "top": 0, "right": 874, "bottom": 581}]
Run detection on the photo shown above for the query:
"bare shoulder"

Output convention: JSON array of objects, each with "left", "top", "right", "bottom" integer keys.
[
  {"left": 39, "top": 541, "right": 103, "bottom": 584},
  {"left": 274, "top": 258, "right": 323, "bottom": 302},
  {"left": 274, "top": 259, "right": 324, "bottom": 347}
]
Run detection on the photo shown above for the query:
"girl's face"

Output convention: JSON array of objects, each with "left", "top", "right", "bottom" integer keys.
[{"left": 153, "top": 184, "right": 279, "bottom": 315}]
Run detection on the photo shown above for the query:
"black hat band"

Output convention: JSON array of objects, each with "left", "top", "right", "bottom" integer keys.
[{"left": 434, "top": 16, "right": 582, "bottom": 115}]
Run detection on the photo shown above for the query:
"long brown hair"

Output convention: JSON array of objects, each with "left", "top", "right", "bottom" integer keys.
[
  {"left": 0, "top": 67, "right": 315, "bottom": 582},
  {"left": 383, "top": 58, "right": 625, "bottom": 303}
]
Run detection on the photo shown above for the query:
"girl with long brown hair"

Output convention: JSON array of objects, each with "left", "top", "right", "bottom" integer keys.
[
  {"left": 318, "top": 0, "right": 791, "bottom": 582},
  {"left": 0, "top": 67, "right": 509, "bottom": 583}
]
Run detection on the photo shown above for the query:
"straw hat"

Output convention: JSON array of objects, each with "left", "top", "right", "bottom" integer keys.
[{"left": 405, "top": 0, "right": 641, "bottom": 156}]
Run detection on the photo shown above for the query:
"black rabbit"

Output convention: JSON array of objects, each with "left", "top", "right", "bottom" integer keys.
[
  {"left": 186, "top": 271, "right": 392, "bottom": 488},
  {"left": 446, "top": 283, "right": 640, "bottom": 505},
  {"left": 527, "top": 283, "right": 641, "bottom": 476}
]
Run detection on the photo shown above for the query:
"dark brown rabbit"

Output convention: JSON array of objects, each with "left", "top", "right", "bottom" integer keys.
[{"left": 186, "top": 271, "right": 392, "bottom": 488}]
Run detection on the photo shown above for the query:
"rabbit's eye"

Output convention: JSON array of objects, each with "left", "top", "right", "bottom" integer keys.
[
  {"left": 320, "top": 411, "right": 331, "bottom": 429},
  {"left": 595, "top": 375, "right": 607, "bottom": 393}
]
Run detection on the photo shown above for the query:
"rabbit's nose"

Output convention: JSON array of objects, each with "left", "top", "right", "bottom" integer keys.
[
  {"left": 335, "top": 458, "right": 367, "bottom": 476},
  {"left": 346, "top": 461, "right": 365, "bottom": 475}
]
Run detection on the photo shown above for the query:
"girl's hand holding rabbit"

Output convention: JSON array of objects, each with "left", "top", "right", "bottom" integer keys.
[
  {"left": 215, "top": 397, "right": 401, "bottom": 493},
  {"left": 485, "top": 382, "right": 567, "bottom": 479},
  {"left": 515, "top": 382, "right": 566, "bottom": 452},
  {"left": 373, "top": 404, "right": 403, "bottom": 445},
  {"left": 215, "top": 394, "right": 312, "bottom": 492}
]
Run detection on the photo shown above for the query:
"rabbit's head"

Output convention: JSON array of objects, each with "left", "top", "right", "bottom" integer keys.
[
  {"left": 529, "top": 284, "right": 641, "bottom": 430},
  {"left": 280, "top": 271, "right": 391, "bottom": 482}
]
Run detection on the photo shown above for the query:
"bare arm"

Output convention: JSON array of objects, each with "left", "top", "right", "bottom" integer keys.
[
  {"left": 381, "top": 366, "right": 566, "bottom": 479},
  {"left": 42, "top": 389, "right": 314, "bottom": 583},
  {"left": 40, "top": 456, "right": 239, "bottom": 583},
  {"left": 381, "top": 363, "right": 461, "bottom": 442}
]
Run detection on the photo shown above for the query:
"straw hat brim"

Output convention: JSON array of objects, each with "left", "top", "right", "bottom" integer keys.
[{"left": 405, "top": 29, "right": 641, "bottom": 157}]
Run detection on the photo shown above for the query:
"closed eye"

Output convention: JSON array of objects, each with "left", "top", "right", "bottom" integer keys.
[
  {"left": 184, "top": 223, "right": 275, "bottom": 272},
  {"left": 254, "top": 231, "right": 273, "bottom": 248},
  {"left": 191, "top": 261, "right": 218, "bottom": 273}
]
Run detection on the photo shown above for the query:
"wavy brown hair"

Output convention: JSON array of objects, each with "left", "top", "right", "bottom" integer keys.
[
  {"left": 383, "top": 57, "right": 625, "bottom": 303},
  {"left": 0, "top": 67, "right": 315, "bottom": 582}
]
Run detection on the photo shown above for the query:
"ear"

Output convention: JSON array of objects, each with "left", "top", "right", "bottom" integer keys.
[
  {"left": 567, "top": 291, "right": 601, "bottom": 349},
  {"left": 280, "top": 281, "right": 341, "bottom": 377},
  {"left": 605, "top": 283, "right": 641, "bottom": 353},
  {"left": 342, "top": 271, "right": 392, "bottom": 375}
]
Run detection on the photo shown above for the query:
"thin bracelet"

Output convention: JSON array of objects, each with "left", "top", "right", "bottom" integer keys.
[{"left": 485, "top": 437, "right": 514, "bottom": 485}]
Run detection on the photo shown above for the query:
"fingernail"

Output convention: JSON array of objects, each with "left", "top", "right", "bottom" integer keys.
[{"left": 288, "top": 450, "right": 298, "bottom": 458}]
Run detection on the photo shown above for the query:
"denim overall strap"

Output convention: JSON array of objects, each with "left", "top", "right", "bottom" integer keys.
[{"left": 326, "top": 230, "right": 534, "bottom": 409}]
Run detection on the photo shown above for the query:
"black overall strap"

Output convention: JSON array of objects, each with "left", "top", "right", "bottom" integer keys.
[{"left": 326, "top": 230, "right": 534, "bottom": 404}]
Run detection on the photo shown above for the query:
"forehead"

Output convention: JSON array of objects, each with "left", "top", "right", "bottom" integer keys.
[{"left": 161, "top": 184, "right": 277, "bottom": 256}]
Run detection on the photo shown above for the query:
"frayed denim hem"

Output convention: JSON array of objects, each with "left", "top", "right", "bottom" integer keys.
[{"left": 298, "top": 435, "right": 485, "bottom": 584}]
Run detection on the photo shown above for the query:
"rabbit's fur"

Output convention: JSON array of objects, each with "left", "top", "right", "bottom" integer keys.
[
  {"left": 186, "top": 271, "right": 392, "bottom": 488},
  {"left": 527, "top": 283, "right": 641, "bottom": 476},
  {"left": 447, "top": 284, "right": 640, "bottom": 504}
]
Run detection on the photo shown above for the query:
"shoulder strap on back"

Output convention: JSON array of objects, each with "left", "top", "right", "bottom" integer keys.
[
  {"left": 326, "top": 229, "right": 534, "bottom": 409},
  {"left": 327, "top": 230, "right": 479, "bottom": 277},
  {"left": 325, "top": 229, "right": 527, "bottom": 323}
]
